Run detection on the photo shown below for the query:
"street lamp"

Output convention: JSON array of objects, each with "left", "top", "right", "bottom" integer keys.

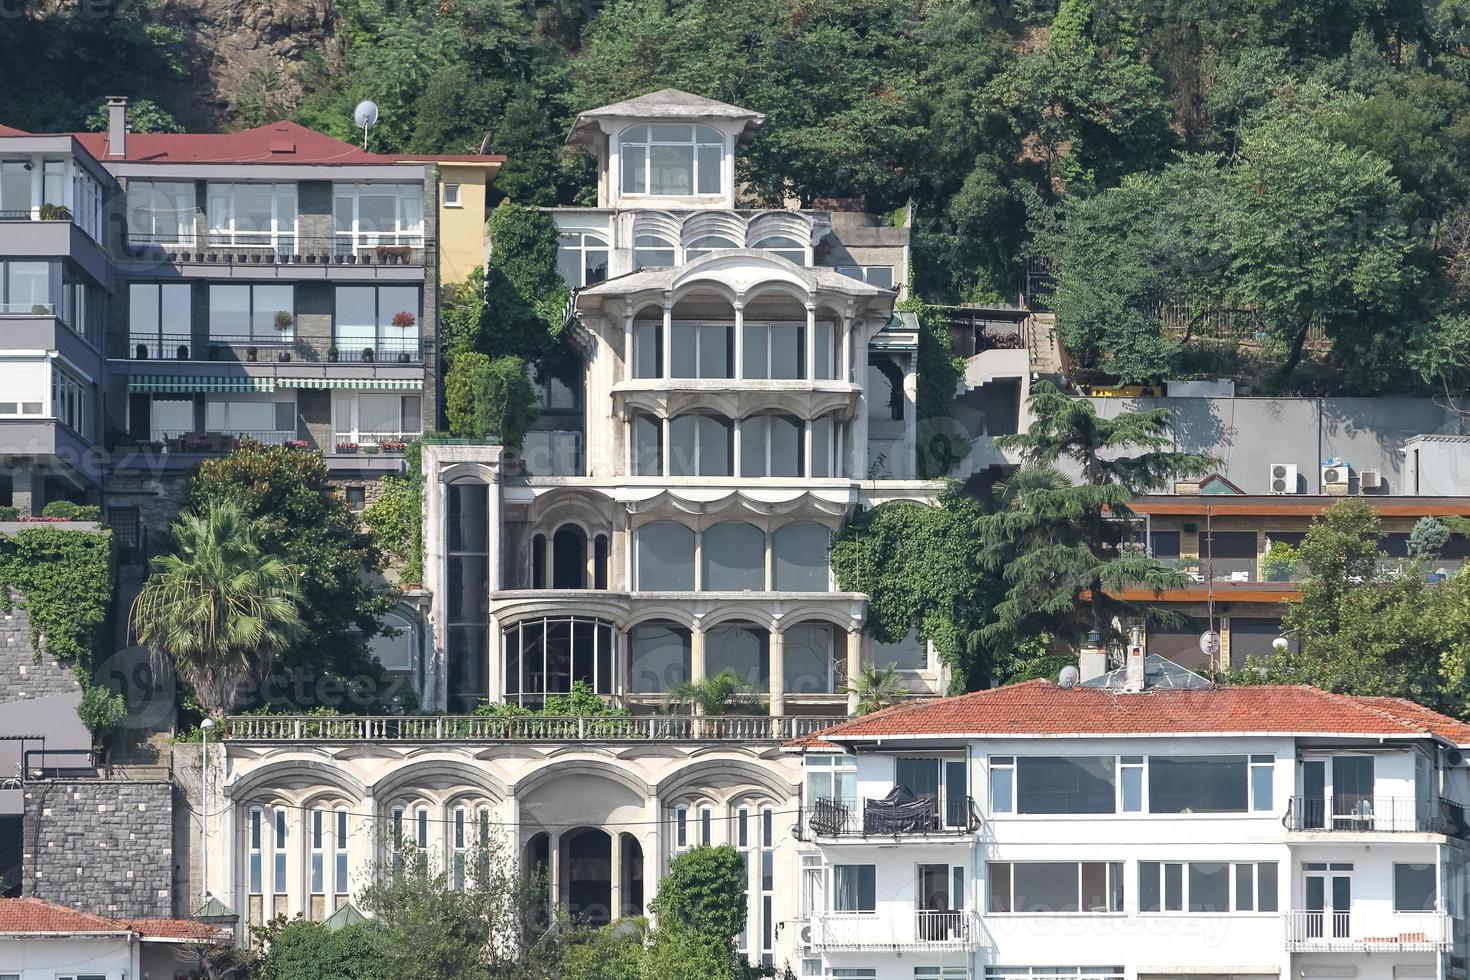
[{"left": 199, "top": 718, "right": 216, "bottom": 908}]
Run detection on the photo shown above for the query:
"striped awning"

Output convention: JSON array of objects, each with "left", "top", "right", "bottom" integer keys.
[
  {"left": 129, "top": 375, "right": 276, "bottom": 394},
  {"left": 276, "top": 377, "right": 423, "bottom": 391}
]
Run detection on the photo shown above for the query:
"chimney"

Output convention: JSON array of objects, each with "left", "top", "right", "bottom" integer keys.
[
  {"left": 106, "top": 96, "right": 128, "bottom": 158},
  {"left": 1078, "top": 630, "right": 1107, "bottom": 683},
  {"left": 1123, "top": 626, "right": 1146, "bottom": 692}
]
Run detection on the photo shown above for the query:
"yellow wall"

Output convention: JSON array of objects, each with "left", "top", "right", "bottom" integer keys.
[{"left": 436, "top": 163, "right": 493, "bottom": 287}]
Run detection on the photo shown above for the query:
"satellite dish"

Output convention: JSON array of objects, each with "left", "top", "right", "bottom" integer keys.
[
  {"left": 353, "top": 100, "right": 379, "bottom": 149},
  {"left": 1198, "top": 630, "right": 1222, "bottom": 657},
  {"left": 1057, "top": 665, "right": 1080, "bottom": 689}
]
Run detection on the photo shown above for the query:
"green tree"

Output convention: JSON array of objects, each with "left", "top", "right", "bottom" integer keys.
[
  {"left": 559, "top": 922, "right": 647, "bottom": 980},
  {"left": 257, "top": 919, "right": 390, "bottom": 980},
  {"left": 641, "top": 926, "right": 743, "bottom": 980},
  {"left": 846, "top": 666, "right": 907, "bottom": 714},
  {"left": 663, "top": 670, "right": 762, "bottom": 716},
  {"left": 651, "top": 846, "right": 748, "bottom": 942},
  {"left": 988, "top": 383, "right": 1214, "bottom": 649},
  {"left": 185, "top": 443, "right": 404, "bottom": 713},
  {"left": 362, "top": 474, "right": 423, "bottom": 585},
  {"left": 441, "top": 270, "right": 488, "bottom": 365},
  {"left": 484, "top": 202, "right": 569, "bottom": 360},
  {"left": 129, "top": 503, "right": 302, "bottom": 718},
  {"left": 473, "top": 356, "right": 540, "bottom": 447}
]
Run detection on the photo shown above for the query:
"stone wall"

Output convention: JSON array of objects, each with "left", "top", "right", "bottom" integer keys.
[
  {"left": 22, "top": 780, "right": 174, "bottom": 918},
  {"left": 0, "top": 606, "right": 81, "bottom": 703}
]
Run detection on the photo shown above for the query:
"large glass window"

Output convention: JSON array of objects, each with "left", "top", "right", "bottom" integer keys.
[
  {"left": 333, "top": 393, "right": 422, "bottom": 445},
  {"left": 1394, "top": 863, "right": 1436, "bottom": 911},
  {"left": 333, "top": 183, "right": 424, "bottom": 252},
  {"left": 1139, "top": 861, "right": 1277, "bottom": 913},
  {"left": 128, "top": 283, "right": 192, "bottom": 357},
  {"left": 628, "top": 621, "right": 691, "bottom": 693},
  {"left": 783, "top": 623, "right": 834, "bottom": 694},
  {"left": 741, "top": 414, "right": 803, "bottom": 478},
  {"left": 772, "top": 522, "right": 830, "bottom": 591},
  {"left": 669, "top": 414, "right": 733, "bottom": 476},
  {"left": 207, "top": 182, "right": 297, "bottom": 250},
  {"left": 634, "top": 234, "right": 677, "bottom": 268},
  {"left": 987, "top": 862, "right": 1123, "bottom": 913},
  {"left": 334, "top": 285, "right": 422, "bottom": 359},
  {"left": 503, "top": 617, "right": 616, "bottom": 705},
  {"left": 620, "top": 124, "right": 724, "bottom": 197},
  {"left": 205, "top": 395, "right": 295, "bottom": 441},
  {"left": 557, "top": 232, "right": 609, "bottom": 288},
  {"left": 1015, "top": 757, "right": 1116, "bottom": 815},
  {"left": 634, "top": 320, "right": 662, "bottom": 378},
  {"left": 702, "top": 521, "right": 765, "bottom": 591},
  {"left": 1149, "top": 756, "right": 1248, "bottom": 813},
  {"left": 446, "top": 482, "right": 489, "bottom": 711},
  {"left": 806, "top": 755, "right": 857, "bottom": 803},
  {"left": 208, "top": 284, "right": 294, "bottom": 341},
  {"left": 832, "top": 865, "right": 876, "bottom": 913},
  {"left": 706, "top": 622, "right": 769, "bottom": 688},
  {"left": 51, "top": 367, "right": 87, "bottom": 436},
  {"left": 633, "top": 413, "right": 663, "bottom": 476},
  {"left": 671, "top": 323, "right": 732, "bottom": 379},
  {"left": 1, "top": 260, "right": 51, "bottom": 314},
  {"left": 126, "top": 180, "right": 196, "bottom": 244},
  {"left": 684, "top": 235, "right": 738, "bottom": 261},
  {"left": 0, "top": 160, "right": 31, "bottom": 214},
  {"left": 636, "top": 521, "right": 695, "bottom": 591},
  {"left": 742, "top": 322, "right": 803, "bottom": 379},
  {"left": 752, "top": 236, "right": 806, "bottom": 264}
]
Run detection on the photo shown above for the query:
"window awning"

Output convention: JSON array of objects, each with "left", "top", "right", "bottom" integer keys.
[
  {"left": 129, "top": 376, "right": 276, "bottom": 394},
  {"left": 276, "top": 377, "right": 423, "bottom": 391}
]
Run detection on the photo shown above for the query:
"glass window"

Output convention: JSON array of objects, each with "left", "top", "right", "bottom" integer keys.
[
  {"left": 208, "top": 182, "right": 297, "bottom": 249},
  {"left": 208, "top": 284, "right": 295, "bottom": 341},
  {"left": 126, "top": 180, "right": 196, "bottom": 244},
  {"left": 833, "top": 865, "right": 876, "bottom": 912},
  {"left": 705, "top": 622, "right": 769, "bottom": 688},
  {"left": 634, "top": 234, "right": 677, "bottom": 268},
  {"left": 557, "top": 232, "right": 609, "bottom": 288},
  {"left": 741, "top": 414, "right": 804, "bottom": 478},
  {"left": 1016, "top": 757, "right": 1116, "bottom": 814},
  {"left": 634, "top": 320, "right": 662, "bottom": 378},
  {"left": 752, "top": 235, "right": 806, "bottom": 264},
  {"left": 783, "top": 623, "right": 833, "bottom": 694},
  {"left": 806, "top": 755, "right": 857, "bottom": 803},
  {"left": 669, "top": 414, "right": 732, "bottom": 476},
  {"left": 990, "top": 862, "right": 1122, "bottom": 914},
  {"left": 0, "top": 160, "right": 31, "bottom": 213},
  {"left": 990, "top": 757, "right": 1015, "bottom": 814},
  {"left": 1187, "top": 863, "right": 1229, "bottom": 912},
  {"left": 629, "top": 621, "right": 691, "bottom": 693},
  {"left": 742, "top": 322, "right": 804, "bottom": 379},
  {"left": 332, "top": 183, "right": 423, "bottom": 251},
  {"left": 1120, "top": 758, "right": 1144, "bottom": 812},
  {"left": 671, "top": 323, "right": 732, "bottom": 379},
  {"left": 702, "top": 521, "right": 765, "bottom": 591},
  {"left": 634, "top": 414, "right": 663, "bottom": 476},
  {"left": 5, "top": 261, "right": 50, "bottom": 313},
  {"left": 503, "top": 616, "right": 616, "bottom": 704},
  {"left": 1140, "top": 861, "right": 1276, "bottom": 913},
  {"left": 636, "top": 521, "right": 695, "bottom": 590},
  {"left": 772, "top": 522, "right": 830, "bottom": 591},
  {"left": 1395, "top": 863, "right": 1436, "bottom": 911},
  {"left": 620, "top": 124, "right": 723, "bottom": 197},
  {"left": 1250, "top": 754, "right": 1273, "bottom": 812},
  {"left": 1149, "top": 755, "right": 1248, "bottom": 813}
]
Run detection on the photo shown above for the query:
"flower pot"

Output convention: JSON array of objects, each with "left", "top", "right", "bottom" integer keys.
[
  {"left": 178, "top": 345, "right": 190, "bottom": 360},
  {"left": 328, "top": 350, "right": 339, "bottom": 363},
  {"left": 397, "top": 352, "right": 410, "bottom": 363},
  {"left": 278, "top": 351, "right": 291, "bottom": 363},
  {"left": 135, "top": 344, "right": 148, "bottom": 360},
  {"left": 362, "top": 348, "right": 375, "bottom": 363},
  {"left": 247, "top": 347, "right": 258, "bottom": 362}
]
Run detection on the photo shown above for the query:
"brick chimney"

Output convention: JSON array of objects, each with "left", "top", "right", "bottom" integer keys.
[{"left": 106, "top": 96, "right": 128, "bottom": 158}]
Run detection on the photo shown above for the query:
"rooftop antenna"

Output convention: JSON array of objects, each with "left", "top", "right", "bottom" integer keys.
[{"left": 353, "top": 100, "right": 379, "bottom": 151}]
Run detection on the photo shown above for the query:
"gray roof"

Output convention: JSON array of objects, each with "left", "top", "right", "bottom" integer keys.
[
  {"left": 1081, "top": 655, "right": 1214, "bottom": 691},
  {"left": 569, "top": 89, "right": 765, "bottom": 147}
]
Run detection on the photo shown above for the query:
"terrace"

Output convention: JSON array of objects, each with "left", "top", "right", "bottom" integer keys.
[{"left": 224, "top": 713, "right": 833, "bottom": 743}]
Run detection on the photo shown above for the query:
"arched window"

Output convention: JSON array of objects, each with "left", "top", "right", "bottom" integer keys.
[
  {"left": 752, "top": 235, "right": 806, "bottom": 264},
  {"left": 634, "top": 234, "right": 677, "bottom": 268},
  {"left": 782, "top": 622, "right": 835, "bottom": 694},
  {"left": 504, "top": 616, "right": 616, "bottom": 704},
  {"left": 702, "top": 521, "right": 766, "bottom": 591},
  {"left": 706, "top": 622, "right": 770, "bottom": 689},
  {"left": 594, "top": 534, "right": 609, "bottom": 589},
  {"left": 685, "top": 234, "right": 738, "bottom": 262},
  {"left": 621, "top": 124, "right": 724, "bottom": 197},
  {"left": 740, "top": 414, "right": 803, "bottom": 478},
  {"left": 451, "top": 807, "right": 468, "bottom": 891},
  {"left": 248, "top": 806, "right": 264, "bottom": 896},
  {"left": 552, "top": 525, "right": 587, "bottom": 589},
  {"left": 741, "top": 322, "right": 803, "bottom": 380},
  {"left": 772, "top": 522, "right": 832, "bottom": 592},
  {"left": 390, "top": 805, "right": 405, "bottom": 873},
  {"left": 635, "top": 521, "right": 696, "bottom": 590},
  {"left": 310, "top": 808, "right": 326, "bottom": 898},
  {"left": 334, "top": 807, "right": 350, "bottom": 898},
  {"left": 531, "top": 533, "right": 547, "bottom": 589},
  {"left": 557, "top": 231, "right": 608, "bottom": 288},
  {"left": 868, "top": 359, "right": 905, "bottom": 421},
  {"left": 669, "top": 413, "right": 733, "bottom": 477},
  {"left": 629, "top": 620, "right": 691, "bottom": 693},
  {"left": 272, "top": 807, "right": 289, "bottom": 897}
]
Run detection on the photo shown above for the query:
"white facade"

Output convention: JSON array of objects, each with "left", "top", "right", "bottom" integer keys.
[{"left": 792, "top": 700, "right": 1470, "bottom": 980}]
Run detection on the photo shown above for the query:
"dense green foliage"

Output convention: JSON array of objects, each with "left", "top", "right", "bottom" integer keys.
[
  {"left": 650, "top": 846, "right": 748, "bottom": 941},
  {"left": 483, "top": 203, "right": 569, "bottom": 360},
  {"left": 0, "top": 527, "right": 113, "bottom": 670},
  {"left": 257, "top": 919, "right": 390, "bottom": 980},
  {"left": 362, "top": 475, "right": 424, "bottom": 585},
  {"left": 1232, "top": 499, "right": 1470, "bottom": 714},
  {"left": 186, "top": 443, "right": 405, "bottom": 712}
]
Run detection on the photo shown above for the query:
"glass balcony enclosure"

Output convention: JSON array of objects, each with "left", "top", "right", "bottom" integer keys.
[
  {"left": 0, "top": 156, "right": 103, "bottom": 240},
  {"left": 333, "top": 183, "right": 424, "bottom": 254},
  {"left": 0, "top": 258, "right": 103, "bottom": 344}
]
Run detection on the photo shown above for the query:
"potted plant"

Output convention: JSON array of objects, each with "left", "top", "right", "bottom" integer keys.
[
  {"left": 362, "top": 347, "right": 375, "bottom": 363},
  {"left": 336, "top": 441, "right": 359, "bottom": 453},
  {"left": 284, "top": 439, "right": 309, "bottom": 450},
  {"left": 327, "top": 346, "right": 339, "bottom": 363},
  {"left": 277, "top": 349, "right": 291, "bottom": 362},
  {"left": 176, "top": 344, "right": 190, "bottom": 360},
  {"left": 246, "top": 347, "right": 258, "bottom": 362},
  {"left": 1262, "top": 540, "right": 1299, "bottom": 582},
  {"left": 362, "top": 444, "right": 381, "bottom": 455},
  {"left": 273, "top": 310, "right": 293, "bottom": 333},
  {"left": 379, "top": 440, "right": 408, "bottom": 453},
  {"left": 38, "top": 203, "right": 71, "bottom": 221}
]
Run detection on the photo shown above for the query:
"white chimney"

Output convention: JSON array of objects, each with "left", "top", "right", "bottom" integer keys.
[
  {"left": 1078, "top": 631, "right": 1107, "bottom": 683},
  {"left": 106, "top": 96, "right": 128, "bottom": 158},
  {"left": 1123, "top": 626, "right": 1146, "bottom": 692}
]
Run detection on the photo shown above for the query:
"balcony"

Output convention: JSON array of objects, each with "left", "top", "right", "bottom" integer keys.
[
  {"left": 121, "top": 235, "right": 429, "bottom": 268},
  {"left": 116, "top": 333, "right": 425, "bottom": 366},
  {"left": 808, "top": 910, "right": 982, "bottom": 952},
  {"left": 1284, "top": 909, "right": 1451, "bottom": 952},
  {"left": 803, "top": 795, "right": 980, "bottom": 839},
  {"left": 224, "top": 713, "right": 833, "bottom": 743},
  {"left": 1283, "top": 795, "right": 1469, "bottom": 835},
  {"left": 149, "top": 429, "right": 298, "bottom": 454}
]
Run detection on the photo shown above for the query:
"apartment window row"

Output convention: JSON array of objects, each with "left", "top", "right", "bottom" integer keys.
[
  {"left": 0, "top": 259, "right": 104, "bottom": 340},
  {"left": 989, "top": 753, "right": 1274, "bottom": 816},
  {"left": 626, "top": 619, "right": 843, "bottom": 695},
  {"left": 632, "top": 320, "right": 838, "bottom": 381},
  {"left": 1138, "top": 861, "right": 1278, "bottom": 913},
  {"left": 988, "top": 861, "right": 1125, "bottom": 914},
  {"left": 632, "top": 412, "right": 844, "bottom": 479},
  {"left": 634, "top": 519, "right": 831, "bottom": 592}
]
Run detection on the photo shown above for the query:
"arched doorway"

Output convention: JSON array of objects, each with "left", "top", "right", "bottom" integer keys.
[
  {"left": 619, "top": 833, "right": 644, "bottom": 918},
  {"left": 563, "top": 827, "right": 612, "bottom": 926},
  {"left": 523, "top": 832, "right": 551, "bottom": 929},
  {"left": 553, "top": 526, "right": 587, "bottom": 589}
]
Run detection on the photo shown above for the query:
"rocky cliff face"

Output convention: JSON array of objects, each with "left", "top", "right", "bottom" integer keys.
[{"left": 150, "top": 0, "right": 339, "bottom": 126}]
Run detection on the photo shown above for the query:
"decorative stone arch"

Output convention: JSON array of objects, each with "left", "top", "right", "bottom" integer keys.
[
  {"left": 699, "top": 607, "right": 779, "bottom": 632},
  {"left": 746, "top": 210, "right": 818, "bottom": 247},
  {"left": 439, "top": 462, "right": 497, "bottom": 485},
  {"left": 680, "top": 210, "right": 748, "bottom": 247},
  {"left": 226, "top": 758, "right": 368, "bottom": 804},
  {"left": 370, "top": 757, "right": 510, "bottom": 806},
  {"left": 632, "top": 210, "right": 683, "bottom": 246},
  {"left": 624, "top": 604, "right": 697, "bottom": 632},
  {"left": 777, "top": 605, "right": 859, "bottom": 633},
  {"left": 741, "top": 278, "right": 813, "bottom": 309},
  {"left": 513, "top": 757, "right": 653, "bottom": 801},
  {"left": 655, "top": 756, "right": 799, "bottom": 804}
]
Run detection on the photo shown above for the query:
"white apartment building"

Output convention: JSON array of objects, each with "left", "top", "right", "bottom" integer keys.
[{"left": 789, "top": 659, "right": 1470, "bottom": 980}]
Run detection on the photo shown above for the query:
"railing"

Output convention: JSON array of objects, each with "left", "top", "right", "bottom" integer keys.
[
  {"left": 333, "top": 431, "right": 418, "bottom": 450},
  {"left": 116, "top": 334, "right": 425, "bottom": 365},
  {"left": 809, "top": 910, "right": 982, "bottom": 951},
  {"left": 1283, "top": 795, "right": 1469, "bottom": 835},
  {"left": 151, "top": 429, "right": 296, "bottom": 452},
  {"left": 805, "top": 795, "right": 980, "bottom": 838},
  {"left": 1284, "top": 909, "right": 1451, "bottom": 952},
  {"left": 122, "top": 235, "right": 429, "bottom": 266},
  {"left": 225, "top": 714, "right": 834, "bottom": 742}
]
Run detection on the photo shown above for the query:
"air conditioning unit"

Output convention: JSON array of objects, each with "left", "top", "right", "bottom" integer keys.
[
  {"left": 1321, "top": 462, "right": 1352, "bottom": 496},
  {"left": 1360, "top": 468, "right": 1382, "bottom": 491},
  {"left": 1268, "top": 463, "right": 1299, "bottom": 495}
]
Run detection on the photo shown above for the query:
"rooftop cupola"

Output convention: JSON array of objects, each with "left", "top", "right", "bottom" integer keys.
[{"left": 567, "top": 89, "right": 765, "bottom": 210}]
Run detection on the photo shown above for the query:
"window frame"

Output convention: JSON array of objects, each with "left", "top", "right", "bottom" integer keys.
[
  {"left": 207, "top": 181, "right": 298, "bottom": 251},
  {"left": 619, "top": 123, "right": 725, "bottom": 198},
  {"left": 1138, "top": 860, "right": 1279, "bottom": 914},
  {"left": 557, "top": 231, "right": 609, "bottom": 288},
  {"left": 985, "top": 861, "right": 1125, "bottom": 914}
]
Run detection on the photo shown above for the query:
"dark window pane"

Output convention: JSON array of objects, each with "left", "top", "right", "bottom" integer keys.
[
  {"left": 1164, "top": 863, "right": 1183, "bottom": 911},
  {"left": 447, "top": 625, "right": 486, "bottom": 711},
  {"left": 1188, "top": 863, "right": 1229, "bottom": 912},
  {"left": 571, "top": 619, "right": 595, "bottom": 687},
  {"left": 1149, "top": 530, "right": 1181, "bottom": 558},
  {"left": 1149, "top": 756, "right": 1248, "bottom": 813},
  {"left": 1014, "top": 863, "right": 1079, "bottom": 913},
  {"left": 988, "top": 863, "right": 1012, "bottom": 913},
  {"left": 1235, "top": 863, "right": 1253, "bottom": 911},
  {"left": 1140, "top": 862, "right": 1160, "bottom": 912},
  {"left": 545, "top": 619, "right": 572, "bottom": 693},
  {"left": 1080, "top": 862, "right": 1108, "bottom": 912},
  {"left": 446, "top": 484, "right": 488, "bottom": 553},
  {"left": 1257, "top": 862, "right": 1278, "bottom": 912},
  {"left": 504, "top": 626, "right": 520, "bottom": 696},
  {"left": 1395, "top": 863, "right": 1436, "bottom": 911},
  {"left": 1017, "top": 757, "right": 1116, "bottom": 814}
]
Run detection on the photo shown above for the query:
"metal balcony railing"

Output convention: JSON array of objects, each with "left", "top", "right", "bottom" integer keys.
[
  {"left": 1283, "top": 909, "right": 1451, "bottom": 952},
  {"left": 118, "top": 333, "right": 425, "bottom": 365},
  {"left": 225, "top": 714, "right": 833, "bottom": 742},
  {"left": 1283, "top": 795, "right": 1469, "bottom": 835},
  {"left": 809, "top": 910, "right": 982, "bottom": 951},
  {"left": 121, "top": 235, "right": 429, "bottom": 266},
  {"left": 804, "top": 795, "right": 980, "bottom": 838},
  {"left": 151, "top": 429, "right": 296, "bottom": 453}
]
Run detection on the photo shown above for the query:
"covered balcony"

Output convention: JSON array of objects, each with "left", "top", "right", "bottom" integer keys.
[
  {"left": 808, "top": 910, "right": 982, "bottom": 952},
  {"left": 1283, "top": 795, "right": 1469, "bottom": 836},
  {"left": 803, "top": 793, "right": 979, "bottom": 839},
  {"left": 1284, "top": 908, "right": 1451, "bottom": 952}
]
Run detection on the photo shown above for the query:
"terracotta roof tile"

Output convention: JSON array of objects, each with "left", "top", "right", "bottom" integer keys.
[
  {"left": 795, "top": 680, "right": 1470, "bottom": 743},
  {"left": 0, "top": 898, "right": 228, "bottom": 942},
  {"left": 124, "top": 917, "right": 231, "bottom": 941}
]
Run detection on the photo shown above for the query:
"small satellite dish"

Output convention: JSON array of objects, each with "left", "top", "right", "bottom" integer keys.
[
  {"left": 1057, "top": 665, "right": 1080, "bottom": 689},
  {"left": 353, "top": 100, "right": 379, "bottom": 150},
  {"left": 1198, "top": 630, "right": 1222, "bottom": 657}
]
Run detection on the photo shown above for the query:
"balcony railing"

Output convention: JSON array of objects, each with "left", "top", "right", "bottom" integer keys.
[
  {"left": 122, "top": 235, "right": 429, "bottom": 266},
  {"left": 151, "top": 429, "right": 296, "bottom": 453},
  {"left": 118, "top": 333, "right": 425, "bottom": 365},
  {"left": 0, "top": 302, "right": 57, "bottom": 317},
  {"left": 804, "top": 796, "right": 980, "bottom": 838},
  {"left": 809, "top": 910, "right": 982, "bottom": 951},
  {"left": 224, "top": 714, "right": 833, "bottom": 742},
  {"left": 1283, "top": 795, "right": 1469, "bottom": 835},
  {"left": 1284, "top": 909, "right": 1451, "bottom": 952}
]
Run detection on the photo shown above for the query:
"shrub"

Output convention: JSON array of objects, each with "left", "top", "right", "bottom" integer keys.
[
  {"left": 650, "top": 846, "right": 748, "bottom": 942},
  {"left": 40, "top": 501, "right": 101, "bottom": 521},
  {"left": 78, "top": 683, "right": 128, "bottom": 746}
]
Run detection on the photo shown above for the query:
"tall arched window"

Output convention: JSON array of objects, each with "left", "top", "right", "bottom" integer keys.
[
  {"left": 634, "top": 234, "right": 677, "bottom": 268},
  {"left": 334, "top": 807, "right": 350, "bottom": 899},
  {"left": 752, "top": 235, "right": 806, "bottom": 264},
  {"left": 248, "top": 806, "right": 264, "bottom": 897},
  {"left": 621, "top": 124, "right": 724, "bottom": 196},
  {"left": 772, "top": 522, "right": 832, "bottom": 592},
  {"left": 557, "top": 232, "right": 609, "bottom": 287},
  {"left": 552, "top": 525, "right": 587, "bottom": 589},
  {"left": 636, "top": 521, "right": 696, "bottom": 590},
  {"left": 702, "top": 521, "right": 766, "bottom": 591},
  {"left": 685, "top": 235, "right": 738, "bottom": 262},
  {"left": 633, "top": 318, "right": 663, "bottom": 379}
]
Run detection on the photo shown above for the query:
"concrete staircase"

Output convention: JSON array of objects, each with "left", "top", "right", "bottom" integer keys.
[{"left": 1027, "top": 312, "right": 1065, "bottom": 378}]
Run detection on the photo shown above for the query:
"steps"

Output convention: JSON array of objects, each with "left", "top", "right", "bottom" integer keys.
[{"left": 1028, "top": 312, "right": 1064, "bottom": 377}]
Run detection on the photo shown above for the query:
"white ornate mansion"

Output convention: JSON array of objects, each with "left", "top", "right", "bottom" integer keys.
[{"left": 198, "top": 90, "right": 945, "bottom": 968}]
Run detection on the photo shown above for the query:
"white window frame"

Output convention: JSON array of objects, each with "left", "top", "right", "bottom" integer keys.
[
  {"left": 248, "top": 805, "right": 264, "bottom": 895},
  {"left": 272, "top": 806, "right": 289, "bottom": 896},
  {"left": 332, "top": 391, "right": 423, "bottom": 447},
  {"left": 752, "top": 235, "right": 808, "bottom": 265},
  {"left": 1138, "top": 860, "right": 1279, "bottom": 914},
  {"left": 619, "top": 124, "right": 724, "bottom": 198},
  {"left": 208, "top": 182, "right": 298, "bottom": 249},
  {"left": 674, "top": 803, "right": 689, "bottom": 853},
  {"left": 127, "top": 179, "right": 196, "bottom": 245},
  {"left": 334, "top": 807, "right": 350, "bottom": 896},
  {"left": 443, "top": 182, "right": 462, "bottom": 207},
  {"left": 309, "top": 808, "right": 325, "bottom": 896},
  {"left": 451, "top": 807, "right": 468, "bottom": 891},
  {"left": 557, "top": 231, "right": 609, "bottom": 288},
  {"left": 986, "top": 861, "right": 1124, "bottom": 914},
  {"left": 333, "top": 182, "right": 424, "bottom": 253}
]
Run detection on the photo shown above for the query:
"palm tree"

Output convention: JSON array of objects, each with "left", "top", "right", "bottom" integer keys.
[
  {"left": 663, "top": 669, "right": 762, "bottom": 715},
  {"left": 130, "top": 503, "right": 302, "bottom": 719},
  {"left": 847, "top": 665, "right": 907, "bottom": 715}
]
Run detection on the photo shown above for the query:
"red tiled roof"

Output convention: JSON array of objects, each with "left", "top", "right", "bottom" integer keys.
[
  {"left": 0, "top": 124, "right": 31, "bottom": 137},
  {"left": 794, "top": 680, "right": 1470, "bottom": 744},
  {"left": 0, "top": 898, "right": 227, "bottom": 942}
]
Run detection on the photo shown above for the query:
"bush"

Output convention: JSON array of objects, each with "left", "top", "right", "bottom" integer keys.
[
  {"left": 77, "top": 683, "right": 127, "bottom": 746},
  {"left": 0, "top": 506, "right": 19, "bottom": 521},
  {"left": 650, "top": 846, "right": 748, "bottom": 942},
  {"left": 257, "top": 919, "right": 389, "bottom": 980},
  {"left": 362, "top": 474, "right": 423, "bottom": 584},
  {"left": 40, "top": 501, "right": 101, "bottom": 521}
]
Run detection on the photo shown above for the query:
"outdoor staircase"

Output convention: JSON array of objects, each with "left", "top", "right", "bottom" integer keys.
[{"left": 1027, "top": 312, "right": 1065, "bottom": 378}]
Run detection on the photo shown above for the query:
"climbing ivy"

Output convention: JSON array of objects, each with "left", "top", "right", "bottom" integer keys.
[
  {"left": 902, "top": 294, "right": 967, "bottom": 478},
  {"left": 483, "top": 202, "right": 570, "bottom": 360},
  {"left": 363, "top": 474, "right": 424, "bottom": 586}
]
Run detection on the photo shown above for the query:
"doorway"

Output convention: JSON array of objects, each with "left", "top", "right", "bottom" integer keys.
[{"left": 1303, "top": 862, "right": 1353, "bottom": 940}]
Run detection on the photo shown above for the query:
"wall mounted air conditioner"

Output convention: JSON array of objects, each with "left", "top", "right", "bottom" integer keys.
[
  {"left": 1360, "top": 469, "right": 1382, "bottom": 491},
  {"left": 1321, "top": 462, "right": 1352, "bottom": 496},
  {"left": 1268, "top": 463, "right": 1299, "bottom": 495}
]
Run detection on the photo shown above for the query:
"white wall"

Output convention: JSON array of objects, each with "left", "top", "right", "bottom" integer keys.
[{"left": 0, "top": 935, "right": 135, "bottom": 979}]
